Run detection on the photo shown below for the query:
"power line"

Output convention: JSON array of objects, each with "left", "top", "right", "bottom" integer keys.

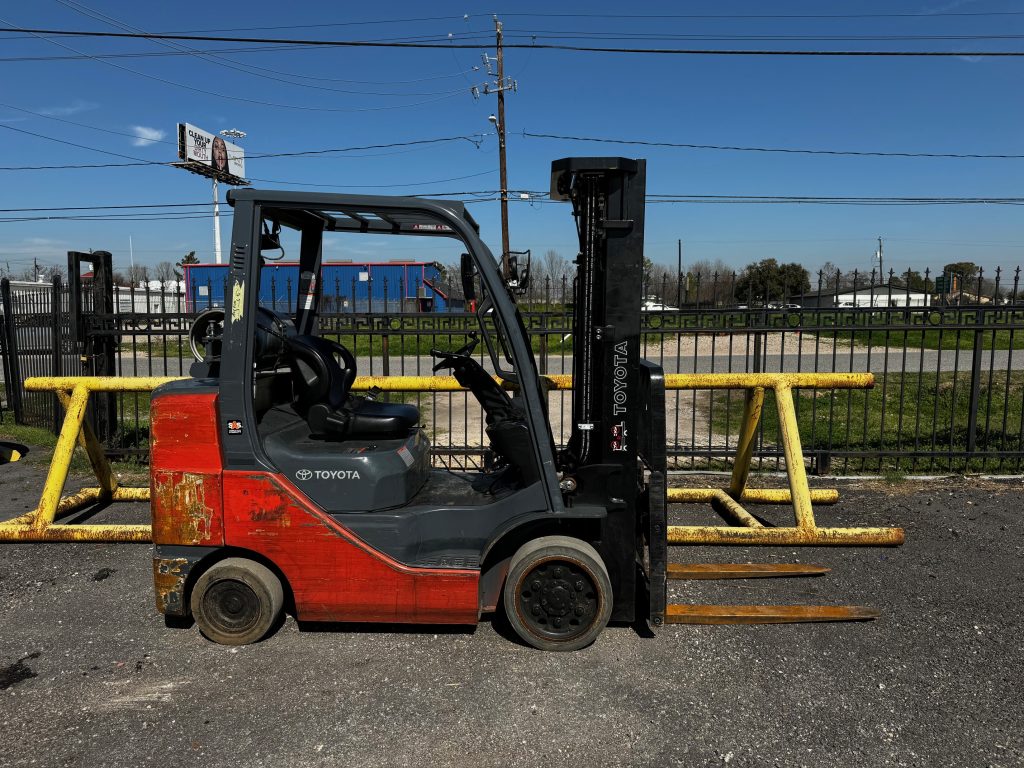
[
  {"left": 0, "top": 213, "right": 234, "bottom": 223},
  {"left": 0, "top": 45, "right": 485, "bottom": 86},
  {"left": 0, "top": 127, "right": 486, "bottom": 170},
  {"left": 0, "top": 202, "right": 211, "bottom": 213},
  {"left": 490, "top": 10, "right": 1024, "bottom": 20},
  {"left": 52, "top": 0, "right": 472, "bottom": 98},
  {"left": 0, "top": 122, "right": 156, "bottom": 163},
  {"left": 4, "top": 27, "right": 1024, "bottom": 56},
  {"left": 521, "top": 130, "right": 1024, "bottom": 160},
  {"left": 500, "top": 30, "right": 1024, "bottom": 42},
  {"left": 0, "top": 101, "right": 179, "bottom": 146},
  {"left": 0, "top": 23, "right": 471, "bottom": 113}
]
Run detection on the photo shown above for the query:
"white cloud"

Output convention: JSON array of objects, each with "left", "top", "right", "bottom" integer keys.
[
  {"left": 130, "top": 125, "right": 166, "bottom": 146},
  {"left": 38, "top": 100, "right": 98, "bottom": 117}
]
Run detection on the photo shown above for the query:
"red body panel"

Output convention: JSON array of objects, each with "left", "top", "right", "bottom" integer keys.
[
  {"left": 222, "top": 471, "right": 479, "bottom": 624},
  {"left": 151, "top": 392, "right": 480, "bottom": 625},
  {"left": 150, "top": 393, "right": 224, "bottom": 547}
]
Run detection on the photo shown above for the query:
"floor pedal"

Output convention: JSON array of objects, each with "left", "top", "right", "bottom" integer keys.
[
  {"left": 664, "top": 603, "right": 880, "bottom": 624},
  {"left": 667, "top": 563, "right": 830, "bottom": 580}
]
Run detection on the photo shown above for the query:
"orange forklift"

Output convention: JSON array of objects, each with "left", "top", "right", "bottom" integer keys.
[{"left": 151, "top": 158, "right": 892, "bottom": 650}]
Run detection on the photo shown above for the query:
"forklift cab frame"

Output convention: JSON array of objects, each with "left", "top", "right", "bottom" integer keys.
[{"left": 217, "top": 189, "right": 563, "bottom": 512}]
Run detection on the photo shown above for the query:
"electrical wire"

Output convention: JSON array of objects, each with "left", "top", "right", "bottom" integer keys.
[
  {"left": 487, "top": 10, "right": 1024, "bottom": 20},
  {"left": 0, "top": 101, "right": 179, "bottom": 146},
  {"left": 0, "top": 122, "right": 157, "bottom": 163},
  {"left": 521, "top": 130, "right": 1024, "bottom": 160},
  {"left": 4, "top": 27, "right": 1024, "bottom": 56},
  {"left": 52, "top": 0, "right": 474, "bottom": 98},
  {"left": 0, "top": 127, "right": 486, "bottom": 170},
  {"left": 0, "top": 45, "right": 485, "bottom": 86},
  {"left": 0, "top": 22, "right": 472, "bottom": 112},
  {"left": 0, "top": 202, "right": 211, "bottom": 213}
]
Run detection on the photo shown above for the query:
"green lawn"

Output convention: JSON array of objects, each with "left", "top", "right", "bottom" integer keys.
[{"left": 707, "top": 370, "right": 1024, "bottom": 472}]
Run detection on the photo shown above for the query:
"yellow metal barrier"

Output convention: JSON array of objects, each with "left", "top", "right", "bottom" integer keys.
[
  {"left": 662, "top": 378, "right": 903, "bottom": 547},
  {"left": 0, "top": 377, "right": 169, "bottom": 542},
  {"left": 3, "top": 372, "right": 901, "bottom": 548}
]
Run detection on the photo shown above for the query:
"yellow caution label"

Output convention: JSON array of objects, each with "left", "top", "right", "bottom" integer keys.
[{"left": 230, "top": 280, "right": 245, "bottom": 322}]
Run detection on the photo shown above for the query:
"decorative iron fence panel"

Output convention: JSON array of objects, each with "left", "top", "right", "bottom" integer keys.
[{"left": 3, "top": 267, "right": 1022, "bottom": 474}]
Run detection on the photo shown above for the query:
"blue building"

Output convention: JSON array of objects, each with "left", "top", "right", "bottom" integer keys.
[{"left": 183, "top": 261, "right": 455, "bottom": 313}]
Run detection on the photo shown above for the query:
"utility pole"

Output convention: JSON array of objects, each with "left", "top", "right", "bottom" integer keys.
[
  {"left": 472, "top": 18, "right": 517, "bottom": 280},
  {"left": 495, "top": 17, "right": 510, "bottom": 280},
  {"left": 677, "top": 239, "right": 683, "bottom": 306},
  {"left": 876, "top": 236, "right": 884, "bottom": 283}
]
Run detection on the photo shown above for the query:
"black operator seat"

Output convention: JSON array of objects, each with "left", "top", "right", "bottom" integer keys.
[{"left": 285, "top": 334, "right": 419, "bottom": 439}]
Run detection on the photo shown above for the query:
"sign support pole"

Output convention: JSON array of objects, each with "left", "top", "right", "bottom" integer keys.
[{"left": 212, "top": 177, "right": 222, "bottom": 265}]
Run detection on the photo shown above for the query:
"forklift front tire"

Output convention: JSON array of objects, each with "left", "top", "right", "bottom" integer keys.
[
  {"left": 503, "top": 536, "right": 612, "bottom": 652},
  {"left": 190, "top": 558, "right": 284, "bottom": 646}
]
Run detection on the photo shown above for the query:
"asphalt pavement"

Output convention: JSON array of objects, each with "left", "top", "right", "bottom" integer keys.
[{"left": 0, "top": 458, "right": 1022, "bottom": 767}]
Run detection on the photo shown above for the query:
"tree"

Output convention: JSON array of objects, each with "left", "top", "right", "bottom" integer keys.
[
  {"left": 154, "top": 261, "right": 176, "bottom": 285},
  {"left": 126, "top": 263, "right": 149, "bottom": 286},
  {"left": 176, "top": 251, "right": 199, "bottom": 280},
  {"left": 816, "top": 261, "right": 845, "bottom": 292},
  {"left": 897, "top": 270, "right": 931, "bottom": 293},
  {"left": 942, "top": 261, "right": 980, "bottom": 290},
  {"left": 734, "top": 259, "right": 810, "bottom": 304},
  {"left": 686, "top": 258, "right": 731, "bottom": 305},
  {"left": 541, "top": 249, "right": 572, "bottom": 286}
]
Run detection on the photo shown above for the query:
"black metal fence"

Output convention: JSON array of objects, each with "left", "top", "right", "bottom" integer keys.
[{"left": 3, "top": 266, "right": 1024, "bottom": 474}]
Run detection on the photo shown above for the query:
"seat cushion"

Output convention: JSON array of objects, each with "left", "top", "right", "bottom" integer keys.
[{"left": 347, "top": 398, "right": 420, "bottom": 439}]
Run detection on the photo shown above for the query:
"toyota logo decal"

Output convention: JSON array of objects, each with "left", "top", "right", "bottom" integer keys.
[{"left": 295, "top": 469, "right": 313, "bottom": 481}]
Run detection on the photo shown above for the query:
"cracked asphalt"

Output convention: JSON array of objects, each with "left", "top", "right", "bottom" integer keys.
[{"left": 1, "top": 456, "right": 1022, "bottom": 767}]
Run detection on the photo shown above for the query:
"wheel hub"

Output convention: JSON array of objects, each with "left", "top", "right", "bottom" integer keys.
[
  {"left": 204, "top": 579, "right": 260, "bottom": 633},
  {"left": 518, "top": 560, "right": 598, "bottom": 639}
]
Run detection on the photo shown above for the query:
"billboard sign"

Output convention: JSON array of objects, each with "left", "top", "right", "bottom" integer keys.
[{"left": 176, "top": 123, "right": 246, "bottom": 184}]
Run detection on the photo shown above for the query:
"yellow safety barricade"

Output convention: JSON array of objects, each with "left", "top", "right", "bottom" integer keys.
[{"left": 1, "top": 372, "right": 902, "bottom": 547}]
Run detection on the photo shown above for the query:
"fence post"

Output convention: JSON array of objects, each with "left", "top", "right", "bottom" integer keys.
[
  {"left": 1, "top": 278, "right": 24, "bottom": 423},
  {"left": 90, "top": 251, "right": 117, "bottom": 444},
  {"left": 51, "top": 274, "right": 63, "bottom": 434},
  {"left": 965, "top": 287, "right": 987, "bottom": 456}
]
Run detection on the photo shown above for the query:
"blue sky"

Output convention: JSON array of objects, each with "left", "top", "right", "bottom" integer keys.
[{"left": 1, "top": 0, "right": 1023, "bottom": 282}]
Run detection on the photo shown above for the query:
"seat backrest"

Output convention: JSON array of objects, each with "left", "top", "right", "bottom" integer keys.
[{"left": 285, "top": 335, "right": 355, "bottom": 416}]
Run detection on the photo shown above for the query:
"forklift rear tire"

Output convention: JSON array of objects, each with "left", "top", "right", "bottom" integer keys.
[
  {"left": 503, "top": 536, "right": 612, "bottom": 652},
  {"left": 191, "top": 558, "right": 284, "bottom": 646}
]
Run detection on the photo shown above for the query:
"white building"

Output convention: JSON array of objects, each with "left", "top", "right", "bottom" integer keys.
[{"left": 833, "top": 286, "right": 931, "bottom": 308}]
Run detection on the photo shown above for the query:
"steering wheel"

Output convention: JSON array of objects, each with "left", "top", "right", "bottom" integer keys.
[{"left": 430, "top": 332, "right": 480, "bottom": 372}]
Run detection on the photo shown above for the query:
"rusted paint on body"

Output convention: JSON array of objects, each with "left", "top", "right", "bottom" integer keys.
[
  {"left": 150, "top": 393, "right": 224, "bottom": 546},
  {"left": 153, "top": 557, "right": 189, "bottom": 614},
  {"left": 151, "top": 471, "right": 223, "bottom": 546}
]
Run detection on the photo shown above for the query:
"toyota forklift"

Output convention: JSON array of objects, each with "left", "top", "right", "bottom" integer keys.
[{"left": 150, "top": 158, "right": 889, "bottom": 650}]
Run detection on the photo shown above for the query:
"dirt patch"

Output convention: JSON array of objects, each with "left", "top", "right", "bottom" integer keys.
[
  {"left": 91, "top": 568, "right": 117, "bottom": 582},
  {"left": 0, "top": 652, "right": 40, "bottom": 690}
]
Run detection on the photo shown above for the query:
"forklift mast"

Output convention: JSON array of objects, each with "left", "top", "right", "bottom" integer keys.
[
  {"left": 550, "top": 157, "right": 660, "bottom": 625},
  {"left": 552, "top": 157, "right": 647, "bottom": 473}
]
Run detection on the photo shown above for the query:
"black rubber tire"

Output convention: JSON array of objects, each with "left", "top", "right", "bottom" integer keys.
[
  {"left": 503, "top": 535, "right": 612, "bottom": 652},
  {"left": 190, "top": 558, "right": 284, "bottom": 646}
]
